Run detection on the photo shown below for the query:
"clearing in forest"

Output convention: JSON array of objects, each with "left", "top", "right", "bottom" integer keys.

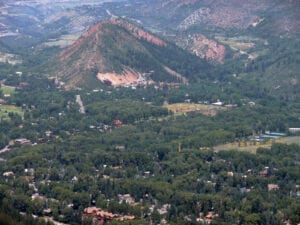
[
  {"left": 0, "top": 105, "right": 23, "bottom": 120},
  {"left": 214, "top": 136, "right": 300, "bottom": 153},
  {"left": 164, "top": 103, "right": 226, "bottom": 116},
  {"left": 0, "top": 85, "right": 16, "bottom": 95}
]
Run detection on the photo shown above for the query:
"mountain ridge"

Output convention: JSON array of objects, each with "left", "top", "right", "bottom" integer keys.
[{"left": 53, "top": 18, "right": 202, "bottom": 89}]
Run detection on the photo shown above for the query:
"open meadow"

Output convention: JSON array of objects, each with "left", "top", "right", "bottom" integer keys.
[
  {"left": 0, "top": 104, "right": 23, "bottom": 120},
  {"left": 0, "top": 85, "right": 16, "bottom": 95},
  {"left": 214, "top": 136, "right": 300, "bottom": 153},
  {"left": 164, "top": 102, "right": 226, "bottom": 116}
]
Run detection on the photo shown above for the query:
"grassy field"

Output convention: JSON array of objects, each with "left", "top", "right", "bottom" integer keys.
[
  {"left": 215, "top": 136, "right": 300, "bottom": 153},
  {"left": 0, "top": 104, "right": 23, "bottom": 120},
  {"left": 216, "top": 36, "right": 255, "bottom": 51},
  {"left": 218, "top": 39, "right": 254, "bottom": 51},
  {"left": 280, "top": 136, "right": 300, "bottom": 145},
  {"left": 164, "top": 103, "right": 226, "bottom": 116},
  {"left": 0, "top": 52, "right": 22, "bottom": 65},
  {"left": 0, "top": 85, "right": 16, "bottom": 95},
  {"left": 44, "top": 34, "right": 80, "bottom": 48}
]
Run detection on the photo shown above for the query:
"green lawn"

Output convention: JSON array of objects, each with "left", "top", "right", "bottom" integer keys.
[
  {"left": 280, "top": 136, "right": 300, "bottom": 145},
  {"left": 214, "top": 140, "right": 272, "bottom": 154},
  {"left": 0, "top": 85, "right": 16, "bottom": 95},
  {"left": 164, "top": 103, "right": 226, "bottom": 116},
  {"left": 0, "top": 104, "right": 23, "bottom": 120},
  {"left": 214, "top": 136, "right": 300, "bottom": 153}
]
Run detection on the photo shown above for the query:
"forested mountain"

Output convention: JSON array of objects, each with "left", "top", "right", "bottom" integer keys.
[
  {"left": 1, "top": 0, "right": 298, "bottom": 97},
  {"left": 127, "top": 0, "right": 300, "bottom": 36},
  {"left": 51, "top": 18, "right": 213, "bottom": 88}
]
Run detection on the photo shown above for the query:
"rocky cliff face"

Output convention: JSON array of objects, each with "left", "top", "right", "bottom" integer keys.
[
  {"left": 175, "top": 34, "right": 226, "bottom": 63},
  {"left": 110, "top": 19, "right": 167, "bottom": 47},
  {"left": 60, "top": 18, "right": 167, "bottom": 63}
]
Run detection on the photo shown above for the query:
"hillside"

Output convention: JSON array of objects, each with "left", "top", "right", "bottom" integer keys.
[
  {"left": 0, "top": 0, "right": 298, "bottom": 98},
  {"left": 173, "top": 34, "right": 226, "bottom": 63},
  {"left": 52, "top": 18, "right": 212, "bottom": 89},
  {"left": 139, "top": 0, "right": 300, "bottom": 36}
]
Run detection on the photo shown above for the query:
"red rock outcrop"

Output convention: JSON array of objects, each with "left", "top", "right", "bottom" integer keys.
[
  {"left": 175, "top": 34, "right": 226, "bottom": 63},
  {"left": 60, "top": 18, "right": 167, "bottom": 63},
  {"left": 110, "top": 19, "right": 167, "bottom": 47}
]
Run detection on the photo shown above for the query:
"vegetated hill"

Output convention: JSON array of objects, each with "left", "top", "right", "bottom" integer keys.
[
  {"left": 243, "top": 37, "right": 300, "bottom": 100},
  {"left": 152, "top": 0, "right": 300, "bottom": 100},
  {"left": 0, "top": 0, "right": 110, "bottom": 53},
  {"left": 148, "top": 0, "right": 300, "bottom": 36},
  {"left": 112, "top": 0, "right": 299, "bottom": 66},
  {"left": 52, "top": 18, "right": 213, "bottom": 89}
]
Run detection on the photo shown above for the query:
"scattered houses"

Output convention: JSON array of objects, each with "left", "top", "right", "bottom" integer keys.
[
  {"left": 268, "top": 184, "right": 279, "bottom": 191},
  {"left": 14, "top": 138, "right": 32, "bottom": 146},
  {"left": 248, "top": 101, "right": 256, "bottom": 106},
  {"left": 113, "top": 119, "right": 123, "bottom": 127},
  {"left": 197, "top": 211, "right": 219, "bottom": 224},
  {"left": 31, "top": 193, "right": 46, "bottom": 201},
  {"left": 115, "top": 145, "right": 125, "bottom": 151},
  {"left": 45, "top": 130, "right": 53, "bottom": 137},
  {"left": 3, "top": 171, "right": 14, "bottom": 177},
  {"left": 71, "top": 176, "right": 78, "bottom": 183},
  {"left": 157, "top": 204, "right": 171, "bottom": 215},
  {"left": 212, "top": 100, "right": 223, "bottom": 106},
  {"left": 248, "top": 131, "right": 286, "bottom": 142},
  {"left": 227, "top": 171, "right": 234, "bottom": 177},
  {"left": 259, "top": 167, "right": 270, "bottom": 177},
  {"left": 118, "top": 194, "right": 135, "bottom": 205},
  {"left": 19, "top": 82, "right": 29, "bottom": 87},
  {"left": 289, "top": 128, "right": 300, "bottom": 134}
]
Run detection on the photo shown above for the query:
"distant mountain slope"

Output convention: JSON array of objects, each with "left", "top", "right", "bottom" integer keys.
[
  {"left": 121, "top": 0, "right": 299, "bottom": 38},
  {"left": 174, "top": 34, "right": 226, "bottom": 63},
  {"left": 52, "top": 18, "right": 212, "bottom": 89}
]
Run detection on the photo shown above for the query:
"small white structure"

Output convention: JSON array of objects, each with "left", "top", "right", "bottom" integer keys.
[
  {"left": 289, "top": 128, "right": 300, "bottom": 134},
  {"left": 212, "top": 101, "right": 223, "bottom": 106},
  {"left": 3, "top": 171, "right": 14, "bottom": 177},
  {"left": 15, "top": 138, "right": 31, "bottom": 145},
  {"left": 118, "top": 194, "right": 135, "bottom": 204},
  {"left": 157, "top": 204, "right": 171, "bottom": 215}
]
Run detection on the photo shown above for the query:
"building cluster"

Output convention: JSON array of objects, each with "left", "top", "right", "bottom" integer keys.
[
  {"left": 248, "top": 131, "right": 286, "bottom": 142},
  {"left": 118, "top": 194, "right": 135, "bottom": 205},
  {"left": 83, "top": 207, "right": 135, "bottom": 225},
  {"left": 197, "top": 211, "right": 219, "bottom": 224}
]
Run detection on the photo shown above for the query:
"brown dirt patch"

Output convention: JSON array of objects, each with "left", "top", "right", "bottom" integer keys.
[
  {"left": 164, "top": 103, "right": 226, "bottom": 116},
  {"left": 97, "top": 68, "right": 150, "bottom": 86}
]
